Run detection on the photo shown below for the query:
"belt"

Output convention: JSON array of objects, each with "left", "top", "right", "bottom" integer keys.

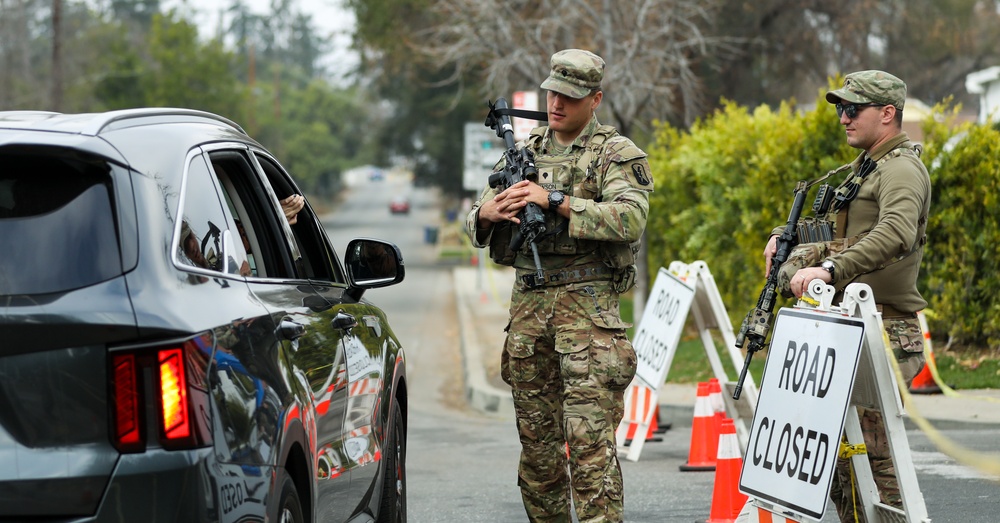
[
  {"left": 877, "top": 303, "right": 917, "bottom": 319},
  {"left": 518, "top": 265, "right": 612, "bottom": 289}
]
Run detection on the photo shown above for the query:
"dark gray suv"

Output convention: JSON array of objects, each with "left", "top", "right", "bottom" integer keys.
[{"left": 0, "top": 108, "right": 407, "bottom": 522}]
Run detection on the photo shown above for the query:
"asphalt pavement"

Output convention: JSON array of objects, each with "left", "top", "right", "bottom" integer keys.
[{"left": 453, "top": 265, "right": 1000, "bottom": 430}]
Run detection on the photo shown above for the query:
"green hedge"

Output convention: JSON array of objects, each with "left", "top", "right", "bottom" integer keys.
[
  {"left": 646, "top": 93, "right": 853, "bottom": 330},
  {"left": 920, "top": 118, "right": 1000, "bottom": 347},
  {"left": 645, "top": 90, "right": 999, "bottom": 349}
]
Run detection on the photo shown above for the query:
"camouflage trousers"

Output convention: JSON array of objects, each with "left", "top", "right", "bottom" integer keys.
[
  {"left": 501, "top": 280, "right": 637, "bottom": 523},
  {"left": 829, "top": 315, "right": 926, "bottom": 523}
]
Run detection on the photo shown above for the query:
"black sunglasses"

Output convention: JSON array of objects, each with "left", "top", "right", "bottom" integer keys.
[{"left": 835, "top": 102, "right": 885, "bottom": 119}]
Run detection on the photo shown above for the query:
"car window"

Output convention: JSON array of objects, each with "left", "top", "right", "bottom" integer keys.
[
  {"left": 207, "top": 148, "right": 298, "bottom": 280},
  {"left": 250, "top": 152, "right": 343, "bottom": 284},
  {"left": 174, "top": 153, "right": 249, "bottom": 281},
  {"left": 0, "top": 149, "right": 123, "bottom": 295}
]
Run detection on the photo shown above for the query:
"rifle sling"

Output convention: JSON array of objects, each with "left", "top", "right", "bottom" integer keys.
[{"left": 493, "top": 107, "right": 549, "bottom": 123}]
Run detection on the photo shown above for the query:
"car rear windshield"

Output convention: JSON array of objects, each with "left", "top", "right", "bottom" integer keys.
[{"left": 0, "top": 150, "right": 122, "bottom": 295}]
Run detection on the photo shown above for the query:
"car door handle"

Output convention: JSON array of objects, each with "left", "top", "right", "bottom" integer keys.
[
  {"left": 331, "top": 311, "right": 358, "bottom": 331},
  {"left": 276, "top": 319, "right": 306, "bottom": 341}
]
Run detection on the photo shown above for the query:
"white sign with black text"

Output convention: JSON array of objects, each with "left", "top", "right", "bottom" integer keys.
[
  {"left": 632, "top": 268, "right": 696, "bottom": 389},
  {"left": 739, "top": 308, "right": 865, "bottom": 521}
]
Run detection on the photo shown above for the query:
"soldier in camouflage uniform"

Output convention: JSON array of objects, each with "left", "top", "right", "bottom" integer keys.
[
  {"left": 764, "top": 70, "right": 931, "bottom": 522},
  {"left": 465, "top": 49, "right": 653, "bottom": 523}
]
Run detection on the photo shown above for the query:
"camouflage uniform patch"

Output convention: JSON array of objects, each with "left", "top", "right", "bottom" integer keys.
[
  {"left": 502, "top": 281, "right": 636, "bottom": 523},
  {"left": 828, "top": 316, "right": 924, "bottom": 523}
]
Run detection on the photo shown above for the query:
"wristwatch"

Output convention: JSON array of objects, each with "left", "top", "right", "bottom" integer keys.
[
  {"left": 821, "top": 259, "right": 836, "bottom": 283},
  {"left": 547, "top": 190, "right": 565, "bottom": 210}
]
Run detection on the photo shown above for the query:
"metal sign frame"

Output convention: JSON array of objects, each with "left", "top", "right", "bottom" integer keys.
[{"left": 739, "top": 280, "right": 930, "bottom": 522}]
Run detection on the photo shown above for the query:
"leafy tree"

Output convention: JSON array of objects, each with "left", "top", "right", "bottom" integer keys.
[
  {"left": 141, "top": 12, "right": 248, "bottom": 119},
  {"left": 262, "top": 79, "right": 384, "bottom": 195}
]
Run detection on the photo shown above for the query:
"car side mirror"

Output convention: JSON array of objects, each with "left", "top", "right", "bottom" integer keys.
[{"left": 344, "top": 238, "right": 404, "bottom": 300}]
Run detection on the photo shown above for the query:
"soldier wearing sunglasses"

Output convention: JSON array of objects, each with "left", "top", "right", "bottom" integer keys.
[{"left": 763, "top": 70, "right": 931, "bottom": 523}]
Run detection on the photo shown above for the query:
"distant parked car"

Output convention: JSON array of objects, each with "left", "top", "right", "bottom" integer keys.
[
  {"left": 0, "top": 108, "right": 407, "bottom": 523},
  {"left": 389, "top": 195, "right": 411, "bottom": 215}
]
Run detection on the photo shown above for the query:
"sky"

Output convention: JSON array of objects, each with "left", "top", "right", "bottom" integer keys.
[{"left": 164, "top": 0, "right": 359, "bottom": 81}]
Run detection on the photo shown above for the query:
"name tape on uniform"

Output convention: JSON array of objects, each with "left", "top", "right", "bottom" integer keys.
[
  {"left": 739, "top": 308, "right": 865, "bottom": 520},
  {"left": 632, "top": 268, "right": 695, "bottom": 389}
]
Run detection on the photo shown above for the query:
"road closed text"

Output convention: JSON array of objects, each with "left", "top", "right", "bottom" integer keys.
[{"left": 751, "top": 417, "right": 831, "bottom": 485}]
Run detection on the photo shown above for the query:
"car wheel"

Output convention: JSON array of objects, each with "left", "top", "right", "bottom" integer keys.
[
  {"left": 376, "top": 400, "right": 406, "bottom": 523},
  {"left": 277, "top": 471, "right": 304, "bottom": 523}
]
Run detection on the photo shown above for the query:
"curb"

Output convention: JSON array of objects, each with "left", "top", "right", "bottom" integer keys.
[{"left": 454, "top": 269, "right": 515, "bottom": 418}]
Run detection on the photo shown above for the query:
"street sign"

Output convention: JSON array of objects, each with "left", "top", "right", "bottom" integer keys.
[
  {"left": 632, "top": 268, "right": 696, "bottom": 389},
  {"left": 739, "top": 308, "right": 865, "bottom": 520},
  {"left": 463, "top": 122, "right": 501, "bottom": 192}
]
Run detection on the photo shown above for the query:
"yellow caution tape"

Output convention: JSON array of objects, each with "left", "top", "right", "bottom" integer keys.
[{"left": 882, "top": 315, "right": 1000, "bottom": 478}]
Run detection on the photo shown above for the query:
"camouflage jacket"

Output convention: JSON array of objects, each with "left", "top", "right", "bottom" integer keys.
[{"left": 466, "top": 116, "right": 653, "bottom": 273}]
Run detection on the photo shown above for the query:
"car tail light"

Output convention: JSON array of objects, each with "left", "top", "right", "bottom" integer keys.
[
  {"left": 159, "top": 348, "right": 191, "bottom": 440},
  {"left": 109, "top": 338, "right": 212, "bottom": 452},
  {"left": 111, "top": 353, "right": 143, "bottom": 452}
]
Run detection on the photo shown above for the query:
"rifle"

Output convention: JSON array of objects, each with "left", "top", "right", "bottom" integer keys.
[
  {"left": 484, "top": 98, "right": 549, "bottom": 287},
  {"left": 732, "top": 164, "right": 853, "bottom": 400}
]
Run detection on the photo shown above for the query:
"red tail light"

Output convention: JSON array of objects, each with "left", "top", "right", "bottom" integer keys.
[
  {"left": 109, "top": 338, "right": 211, "bottom": 452},
  {"left": 111, "top": 353, "right": 143, "bottom": 452},
  {"left": 159, "top": 348, "right": 191, "bottom": 440}
]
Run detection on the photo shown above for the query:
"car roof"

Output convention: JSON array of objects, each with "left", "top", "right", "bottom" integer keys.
[
  {"left": 0, "top": 108, "right": 246, "bottom": 136},
  {"left": 0, "top": 108, "right": 259, "bottom": 176}
]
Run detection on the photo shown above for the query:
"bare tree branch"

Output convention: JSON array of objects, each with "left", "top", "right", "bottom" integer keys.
[{"left": 406, "top": 0, "right": 743, "bottom": 133}]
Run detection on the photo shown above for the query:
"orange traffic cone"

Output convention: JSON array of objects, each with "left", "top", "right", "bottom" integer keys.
[
  {"left": 680, "top": 382, "right": 718, "bottom": 471},
  {"left": 705, "top": 418, "right": 748, "bottom": 523},
  {"left": 707, "top": 378, "right": 726, "bottom": 431},
  {"left": 910, "top": 354, "right": 942, "bottom": 394},
  {"left": 910, "top": 310, "right": 942, "bottom": 395}
]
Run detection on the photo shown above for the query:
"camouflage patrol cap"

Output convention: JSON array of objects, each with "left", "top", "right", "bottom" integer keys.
[
  {"left": 540, "top": 49, "right": 604, "bottom": 99},
  {"left": 826, "top": 70, "right": 907, "bottom": 110}
]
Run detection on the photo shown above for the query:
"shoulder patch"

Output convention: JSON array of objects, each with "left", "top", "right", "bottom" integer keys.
[
  {"left": 605, "top": 137, "right": 647, "bottom": 163},
  {"left": 630, "top": 161, "right": 652, "bottom": 187}
]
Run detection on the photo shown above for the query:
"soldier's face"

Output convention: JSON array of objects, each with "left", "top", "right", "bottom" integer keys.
[
  {"left": 838, "top": 100, "right": 893, "bottom": 152},
  {"left": 547, "top": 90, "right": 602, "bottom": 144}
]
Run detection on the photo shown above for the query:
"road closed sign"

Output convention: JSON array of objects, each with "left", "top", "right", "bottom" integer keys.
[
  {"left": 739, "top": 308, "right": 865, "bottom": 520},
  {"left": 632, "top": 268, "right": 695, "bottom": 389}
]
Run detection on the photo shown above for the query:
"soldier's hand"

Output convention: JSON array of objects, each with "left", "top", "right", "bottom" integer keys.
[
  {"left": 763, "top": 234, "right": 778, "bottom": 276},
  {"left": 479, "top": 180, "right": 531, "bottom": 225},
  {"left": 790, "top": 267, "right": 830, "bottom": 298}
]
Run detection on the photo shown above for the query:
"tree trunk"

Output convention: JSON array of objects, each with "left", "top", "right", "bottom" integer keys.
[{"left": 51, "top": 0, "right": 64, "bottom": 111}]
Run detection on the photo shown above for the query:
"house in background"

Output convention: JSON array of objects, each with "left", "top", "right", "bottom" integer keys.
[{"left": 966, "top": 66, "right": 1000, "bottom": 124}]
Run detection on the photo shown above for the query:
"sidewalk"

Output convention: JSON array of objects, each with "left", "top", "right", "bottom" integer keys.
[{"left": 453, "top": 265, "right": 1000, "bottom": 429}]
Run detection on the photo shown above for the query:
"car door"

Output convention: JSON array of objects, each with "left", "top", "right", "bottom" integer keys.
[
  {"left": 204, "top": 145, "right": 356, "bottom": 522},
  {"left": 246, "top": 150, "right": 391, "bottom": 519},
  {"left": 166, "top": 151, "right": 286, "bottom": 520}
]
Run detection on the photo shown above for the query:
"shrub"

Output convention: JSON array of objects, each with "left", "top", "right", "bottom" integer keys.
[
  {"left": 921, "top": 121, "right": 1000, "bottom": 348},
  {"left": 645, "top": 86, "right": 996, "bottom": 352},
  {"left": 646, "top": 91, "right": 853, "bottom": 328}
]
